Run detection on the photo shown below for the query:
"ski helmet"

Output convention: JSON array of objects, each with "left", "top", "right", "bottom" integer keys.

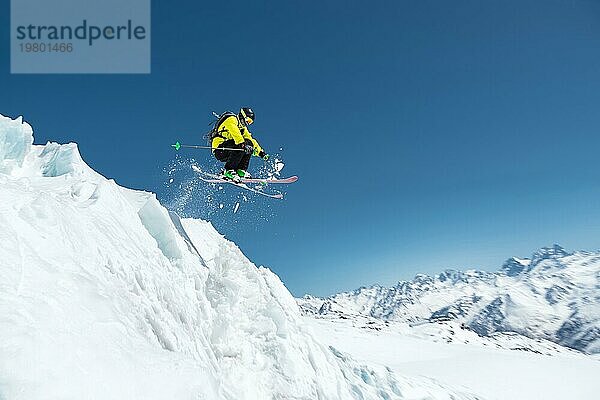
[{"left": 240, "top": 107, "right": 255, "bottom": 125}]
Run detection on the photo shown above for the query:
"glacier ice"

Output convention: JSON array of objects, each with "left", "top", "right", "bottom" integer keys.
[{"left": 0, "top": 115, "right": 33, "bottom": 174}]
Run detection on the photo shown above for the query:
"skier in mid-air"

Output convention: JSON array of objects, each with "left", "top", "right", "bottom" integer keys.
[{"left": 210, "top": 107, "right": 269, "bottom": 182}]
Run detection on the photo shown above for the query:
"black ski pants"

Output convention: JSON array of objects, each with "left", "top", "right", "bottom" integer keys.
[{"left": 214, "top": 139, "right": 252, "bottom": 171}]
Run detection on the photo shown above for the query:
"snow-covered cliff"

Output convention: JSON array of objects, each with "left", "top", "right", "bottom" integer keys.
[{"left": 0, "top": 114, "right": 480, "bottom": 400}]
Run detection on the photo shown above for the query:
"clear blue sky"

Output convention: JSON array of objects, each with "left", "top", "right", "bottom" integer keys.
[{"left": 2, "top": 0, "right": 600, "bottom": 296}]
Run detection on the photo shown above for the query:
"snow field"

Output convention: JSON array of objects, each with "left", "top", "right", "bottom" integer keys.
[{"left": 306, "top": 317, "right": 600, "bottom": 400}]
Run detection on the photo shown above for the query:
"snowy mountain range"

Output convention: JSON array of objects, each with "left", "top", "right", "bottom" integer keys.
[
  {"left": 298, "top": 244, "right": 600, "bottom": 354},
  {"left": 0, "top": 113, "right": 483, "bottom": 400}
]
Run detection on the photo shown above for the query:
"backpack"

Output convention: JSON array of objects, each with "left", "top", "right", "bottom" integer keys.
[{"left": 205, "top": 111, "right": 237, "bottom": 145}]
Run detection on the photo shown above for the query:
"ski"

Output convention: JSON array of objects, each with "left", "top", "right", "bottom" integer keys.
[
  {"left": 200, "top": 175, "right": 298, "bottom": 184},
  {"left": 191, "top": 165, "right": 297, "bottom": 185},
  {"left": 198, "top": 175, "right": 284, "bottom": 199},
  {"left": 192, "top": 166, "right": 285, "bottom": 199}
]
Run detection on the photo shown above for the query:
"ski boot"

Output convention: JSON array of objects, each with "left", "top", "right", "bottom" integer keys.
[
  {"left": 236, "top": 169, "right": 252, "bottom": 179},
  {"left": 222, "top": 169, "right": 241, "bottom": 182}
]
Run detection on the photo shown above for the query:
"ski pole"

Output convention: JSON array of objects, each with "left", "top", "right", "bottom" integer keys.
[{"left": 171, "top": 141, "right": 245, "bottom": 152}]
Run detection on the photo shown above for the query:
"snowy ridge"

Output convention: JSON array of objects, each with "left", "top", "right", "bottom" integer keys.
[
  {"left": 0, "top": 113, "right": 481, "bottom": 399},
  {"left": 298, "top": 244, "right": 600, "bottom": 354}
]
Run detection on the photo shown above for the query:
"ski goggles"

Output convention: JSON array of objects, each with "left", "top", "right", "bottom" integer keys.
[{"left": 240, "top": 108, "right": 254, "bottom": 125}]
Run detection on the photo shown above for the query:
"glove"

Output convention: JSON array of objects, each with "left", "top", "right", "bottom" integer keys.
[
  {"left": 243, "top": 144, "right": 254, "bottom": 155},
  {"left": 258, "top": 151, "right": 269, "bottom": 161}
]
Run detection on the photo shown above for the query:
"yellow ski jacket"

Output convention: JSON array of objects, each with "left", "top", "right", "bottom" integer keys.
[{"left": 211, "top": 115, "right": 263, "bottom": 155}]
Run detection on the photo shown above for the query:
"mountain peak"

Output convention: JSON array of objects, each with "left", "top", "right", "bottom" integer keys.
[
  {"left": 500, "top": 257, "right": 531, "bottom": 277},
  {"left": 530, "top": 244, "right": 570, "bottom": 266}
]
